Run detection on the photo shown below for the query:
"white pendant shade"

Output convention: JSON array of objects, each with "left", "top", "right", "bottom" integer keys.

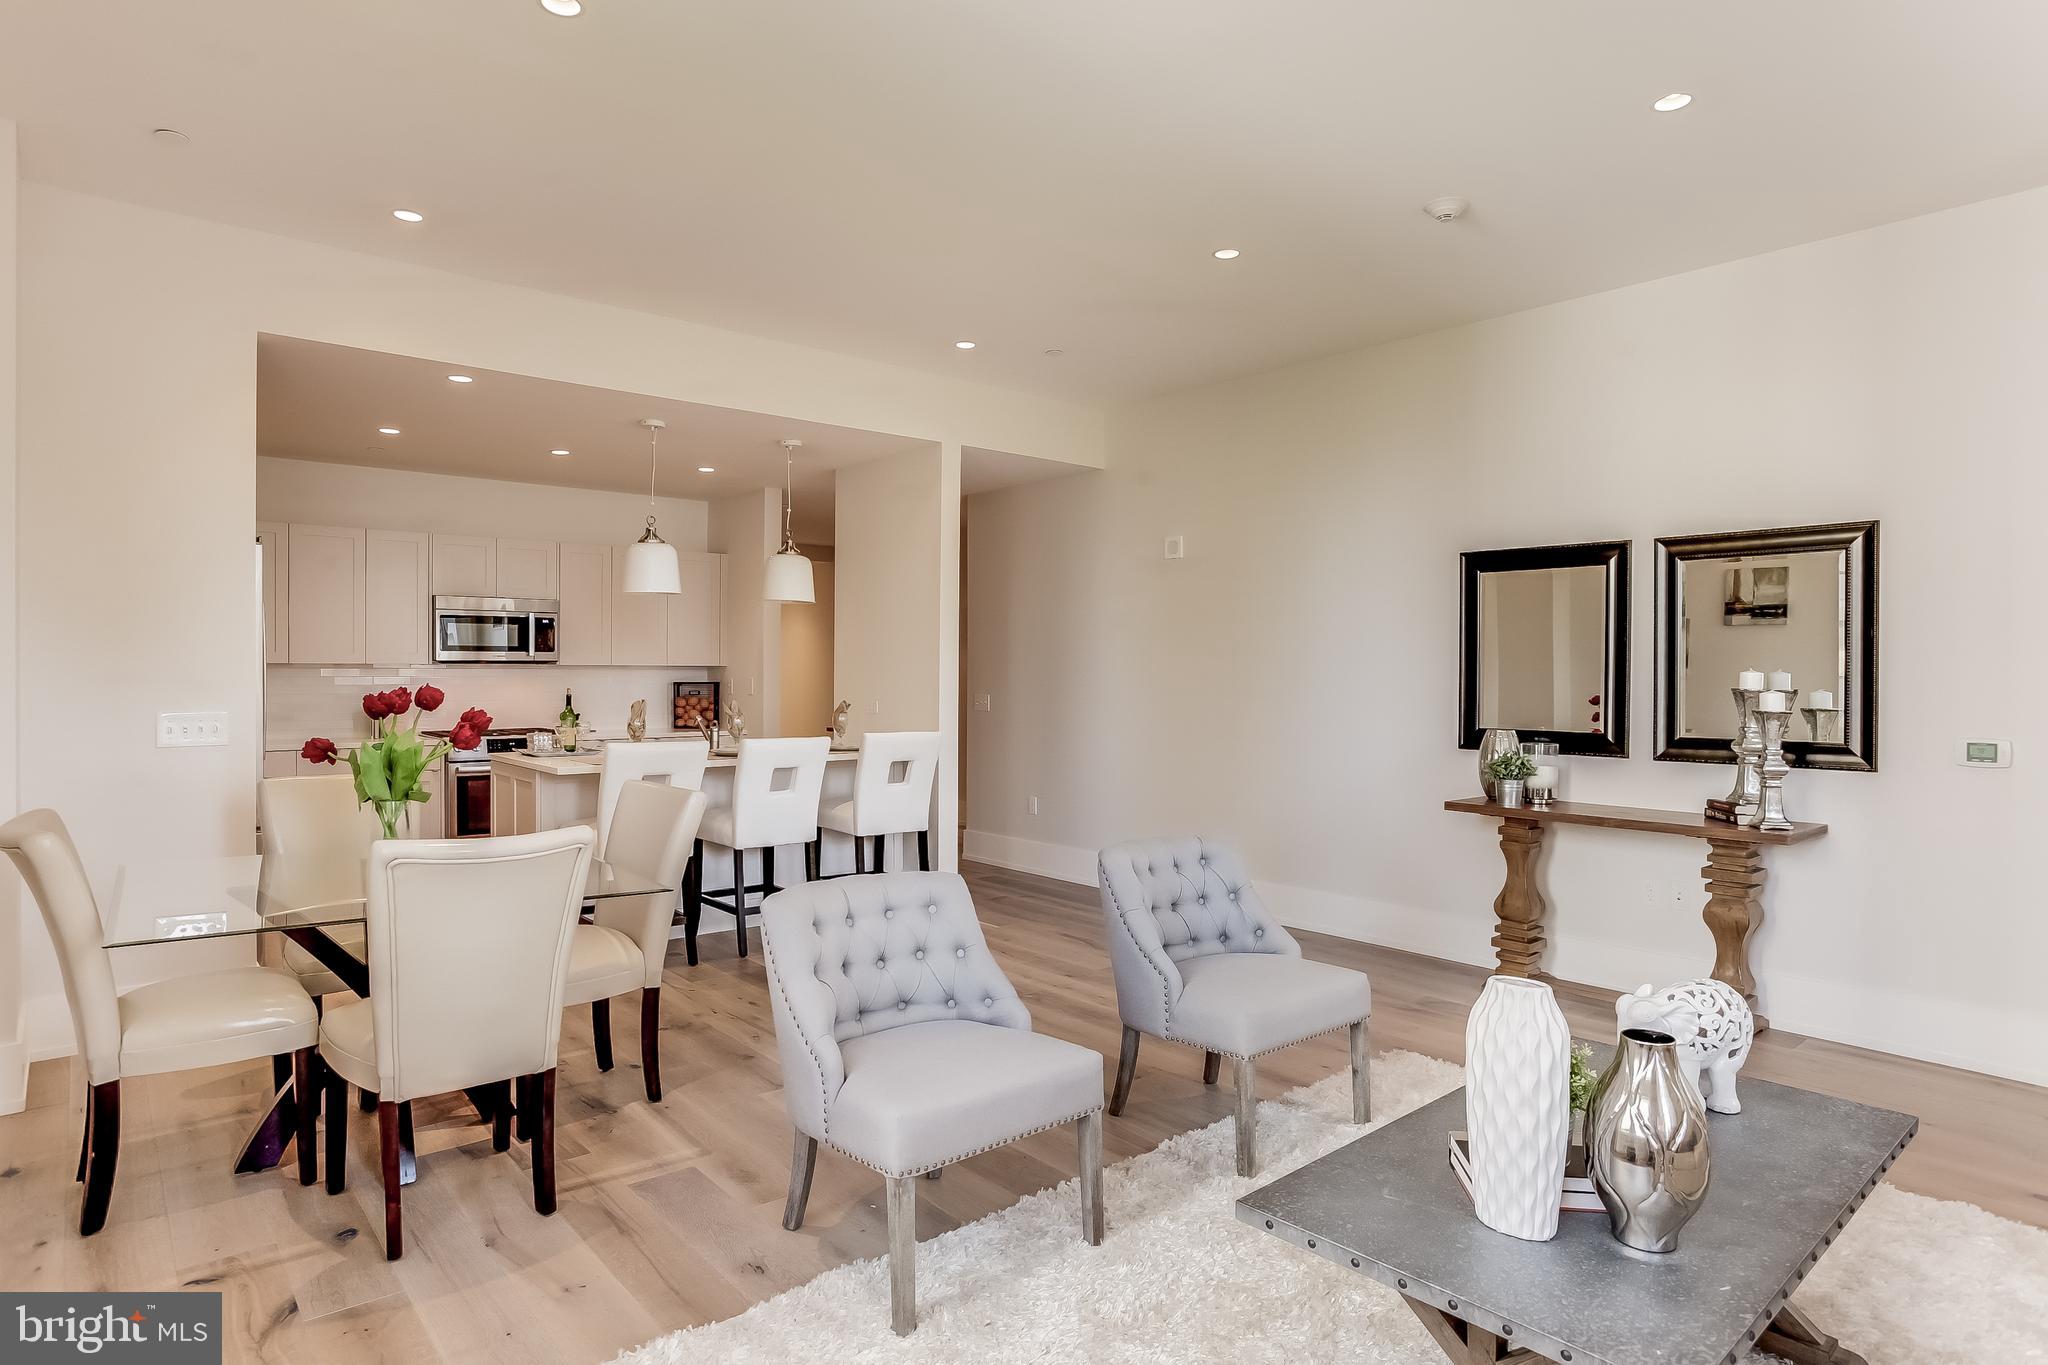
[
  {"left": 624, "top": 538, "right": 682, "bottom": 594},
  {"left": 765, "top": 549, "right": 815, "bottom": 604}
]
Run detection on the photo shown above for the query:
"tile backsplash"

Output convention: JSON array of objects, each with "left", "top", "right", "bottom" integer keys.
[{"left": 265, "top": 665, "right": 717, "bottom": 751}]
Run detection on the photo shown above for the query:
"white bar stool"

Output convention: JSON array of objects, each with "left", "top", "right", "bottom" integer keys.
[
  {"left": 688, "top": 736, "right": 829, "bottom": 962},
  {"left": 816, "top": 730, "right": 942, "bottom": 874},
  {"left": 593, "top": 738, "right": 709, "bottom": 859}
]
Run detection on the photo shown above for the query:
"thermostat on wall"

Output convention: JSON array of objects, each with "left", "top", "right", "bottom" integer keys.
[{"left": 1957, "top": 739, "right": 2012, "bottom": 768}]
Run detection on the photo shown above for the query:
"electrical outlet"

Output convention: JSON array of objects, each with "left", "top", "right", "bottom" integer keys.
[
  {"left": 1164, "top": 535, "right": 1185, "bottom": 560},
  {"left": 974, "top": 693, "right": 992, "bottom": 712},
  {"left": 1028, "top": 796, "right": 1040, "bottom": 816},
  {"left": 158, "top": 711, "right": 229, "bottom": 748},
  {"left": 871, "top": 700, "right": 881, "bottom": 715}
]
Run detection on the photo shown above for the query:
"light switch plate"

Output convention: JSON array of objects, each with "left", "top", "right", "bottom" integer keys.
[
  {"left": 974, "top": 693, "right": 992, "bottom": 712},
  {"left": 1163, "top": 535, "right": 1185, "bottom": 560},
  {"left": 1957, "top": 738, "right": 2012, "bottom": 767},
  {"left": 158, "top": 711, "right": 230, "bottom": 748}
]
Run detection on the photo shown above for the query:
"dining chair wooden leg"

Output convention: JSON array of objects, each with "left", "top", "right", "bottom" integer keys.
[
  {"left": 1108, "top": 1026, "right": 1140, "bottom": 1116},
  {"left": 887, "top": 1173, "right": 917, "bottom": 1335},
  {"left": 805, "top": 839, "right": 819, "bottom": 882},
  {"left": 324, "top": 1064, "right": 349, "bottom": 1195},
  {"left": 1234, "top": 1055, "right": 1258, "bottom": 1178},
  {"left": 1350, "top": 1019, "right": 1372, "bottom": 1124},
  {"left": 1078, "top": 1110, "right": 1105, "bottom": 1246},
  {"left": 853, "top": 836, "right": 865, "bottom": 875},
  {"left": 271, "top": 1053, "right": 291, "bottom": 1091},
  {"left": 1203, "top": 1051, "right": 1222, "bottom": 1086},
  {"left": 781, "top": 1131, "right": 818, "bottom": 1231},
  {"left": 874, "top": 835, "right": 886, "bottom": 873},
  {"left": 491, "top": 1080, "right": 513, "bottom": 1152},
  {"left": 531, "top": 1069, "right": 558, "bottom": 1216},
  {"left": 377, "top": 1101, "right": 404, "bottom": 1260},
  {"left": 918, "top": 828, "right": 930, "bottom": 871},
  {"left": 358, "top": 1087, "right": 377, "bottom": 1114},
  {"left": 79, "top": 1081, "right": 119, "bottom": 1236},
  {"left": 640, "top": 987, "right": 663, "bottom": 1103},
  {"left": 292, "top": 1046, "right": 319, "bottom": 1187},
  {"left": 684, "top": 841, "right": 704, "bottom": 966},
  {"left": 591, "top": 998, "right": 614, "bottom": 1072}
]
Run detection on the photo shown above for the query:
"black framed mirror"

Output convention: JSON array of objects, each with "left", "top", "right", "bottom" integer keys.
[
  {"left": 1654, "top": 520, "right": 1878, "bottom": 771},
  {"left": 1459, "top": 540, "right": 1630, "bottom": 758}
]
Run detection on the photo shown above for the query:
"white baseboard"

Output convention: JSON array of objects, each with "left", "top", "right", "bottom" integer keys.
[{"left": 961, "top": 827, "right": 2048, "bottom": 1089}]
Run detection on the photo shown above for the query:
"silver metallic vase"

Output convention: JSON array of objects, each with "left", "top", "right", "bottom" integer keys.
[
  {"left": 1587, "top": 1028, "right": 1712, "bottom": 1253},
  {"left": 1478, "top": 729, "right": 1520, "bottom": 799}
]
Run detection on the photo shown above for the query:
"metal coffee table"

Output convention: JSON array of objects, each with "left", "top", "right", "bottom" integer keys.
[{"left": 1237, "top": 1069, "right": 1915, "bottom": 1365}]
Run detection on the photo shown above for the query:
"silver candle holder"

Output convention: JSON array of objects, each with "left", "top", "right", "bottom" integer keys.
[
  {"left": 1720, "top": 688, "right": 1765, "bottom": 822},
  {"left": 1752, "top": 700, "right": 1795, "bottom": 831},
  {"left": 1801, "top": 706, "right": 1842, "bottom": 744}
]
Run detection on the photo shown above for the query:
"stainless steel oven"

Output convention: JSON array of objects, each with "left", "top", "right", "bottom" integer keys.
[
  {"left": 444, "top": 732, "right": 530, "bottom": 837},
  {"left": 433, "top": 596, "right": 559, "bottom": 663}
]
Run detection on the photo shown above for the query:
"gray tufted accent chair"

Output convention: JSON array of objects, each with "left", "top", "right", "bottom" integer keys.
[
  {"left": 1098, "top": 836, "right": 1372, "bottom": 1176},
  {"left": 761, "top": 871, "right": 1105, "bottom": 1335}
]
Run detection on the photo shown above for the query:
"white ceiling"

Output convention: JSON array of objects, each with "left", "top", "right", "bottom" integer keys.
[
  {"left": 257, "top": 335, "right": 935, "bottom": 543},
  {"left": 8, "top": 3, "right": 2048, "bottom": 401}
]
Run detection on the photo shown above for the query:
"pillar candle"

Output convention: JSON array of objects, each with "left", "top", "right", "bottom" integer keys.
[
  {"left": 1756, "top": 690, "right": 1790, "bottom": 713},
  {"left": 1737, "top": 669, "right": 1766, "bottom": 691},
  {"left": 1534, "top": 765, "right": 1559, "bottom": 792},
  {"left": 1810, "top": 689, "right": 1835, "bottom": 709},
  {"left": 1768, "top": 670, "right": 1794, "bottom": 691}
]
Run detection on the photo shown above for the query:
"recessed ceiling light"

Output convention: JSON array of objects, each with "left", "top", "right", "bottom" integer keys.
[
  {"left": 550, "top": 449, "right": 571, "bottom": 457},
  {"left": 954, "top": 340, "right": 977, "bottom": 350},
  {"left": 391, "top": 209, "right": 424, "bottom": 223},
  {"left": 1212, "top": 248, "right": 1241, "bottom": 260},
  {"left": 539, "top": 0, "right": 582, "bottom": 14},
  {"left": 151, "top": 128, "right": 190, "bottom": 147},
  {"left": 697, "top": 466, "right": 716, "bottom": 473},
  {"left": 378, "top": 427, "right": 401, "bottom": 435},
  {"left": 1653, "top": 92, "right": 1693, "bottom": 112},
  {"left": 447, "top": 374, "right": 474, "bottom": 383}
]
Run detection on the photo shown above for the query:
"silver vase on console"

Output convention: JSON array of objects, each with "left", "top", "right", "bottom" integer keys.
[
  {"left": 1478, "top": 728, "right": 1520, "bottom": 799},
  {"left": 1587, "top": 1028, "right": 1712, "bottom": 1253}
]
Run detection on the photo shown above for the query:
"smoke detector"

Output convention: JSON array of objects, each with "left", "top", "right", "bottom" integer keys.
[{"left": 1423, "top": 196, "right": 1470, "bottom": 223}]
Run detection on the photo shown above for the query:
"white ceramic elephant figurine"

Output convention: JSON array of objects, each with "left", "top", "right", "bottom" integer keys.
[{"left": 1614, "top": 979, "right": 1754, "bottom": 1114}]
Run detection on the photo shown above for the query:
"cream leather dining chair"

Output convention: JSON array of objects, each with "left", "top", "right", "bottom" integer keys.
[
  {"left": 257, "top": 776, "right": 379, "bottom": 1006},
  {"left": 592, "top": 738, "right": 710, "bottom": 860},
  {"left": 689, "top": 735, "right": 829, "bottom": 963},
  {"left": 564, "top": 780, "right": 704, "bottom": 1101},
  {"left": 0, "top": 808, "right": 321, "bottom": 1235},
  {"left": 317, "top": 826, "right": 594, "bottom": 1260},
  {"left": 816, "top": 730, "right": 941, "bottom": 874}
]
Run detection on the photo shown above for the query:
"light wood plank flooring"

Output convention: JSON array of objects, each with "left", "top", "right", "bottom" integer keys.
[{"left": 1, "top": 862, "right": 2041, "bottom": 1364}]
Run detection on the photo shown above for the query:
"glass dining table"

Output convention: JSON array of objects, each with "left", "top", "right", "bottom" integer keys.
[{"left": 98, "top": 852, "right": 676, "bottom": 1183}]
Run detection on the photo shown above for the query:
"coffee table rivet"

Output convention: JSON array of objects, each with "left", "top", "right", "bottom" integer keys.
[
  {"left": 1447, "top": 1299, "right": 1458, "bottom": 1310},
  {"left": 1349, "top": 1258, "right": 1360, "bottom": 1268},
  {"left": 1264, "top": 1220, "right": 1273, "bottom": 1230},
  {"left": 1306, "top": 1239, "right": 1316, "bottom": 1248},
  {"left": 1503, "top": 1325, "right": 1513, "bottom": 1336},
  {"left": 1397, "top": 1279, "right": 1407, "bottom": 1290}
]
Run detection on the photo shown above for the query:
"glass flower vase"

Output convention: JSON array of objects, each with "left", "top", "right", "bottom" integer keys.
[{"left": 374, "top": 799, "right": 407, "bottom": 841}]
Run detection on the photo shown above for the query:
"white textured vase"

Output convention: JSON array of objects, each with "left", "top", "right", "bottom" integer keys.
[{"left": 1464, "top": 975, "right": 1572, "bottom": 1241}]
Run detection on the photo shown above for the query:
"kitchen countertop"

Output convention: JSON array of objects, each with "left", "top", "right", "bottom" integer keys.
[{"left": 491, "top": 744, "right": 860, "bottom": 776}]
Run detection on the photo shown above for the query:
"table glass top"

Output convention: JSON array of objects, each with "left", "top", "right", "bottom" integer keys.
[
  {"left": 98, "top": 853, "right": 673, "bottom": 949},
  {"left": 1236, "top": 1063, "right": 1916, "bottom": 1365}
]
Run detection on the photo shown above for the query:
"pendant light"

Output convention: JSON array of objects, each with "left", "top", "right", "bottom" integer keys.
[
  {"left": 765, "top": 438, "right": 816, "bottom": 604},
  {"left": 623, "top": 418, "right": 682, "bottom": 594}
]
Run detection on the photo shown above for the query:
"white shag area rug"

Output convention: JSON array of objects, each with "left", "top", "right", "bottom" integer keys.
[{"left": 614, "top": 1050, "right": 2048, "bottom": 1365}]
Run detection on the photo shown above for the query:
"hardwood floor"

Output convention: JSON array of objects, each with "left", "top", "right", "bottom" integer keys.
[{"left": 2, "top": 861, "right": 2042, "bottom": 1364}]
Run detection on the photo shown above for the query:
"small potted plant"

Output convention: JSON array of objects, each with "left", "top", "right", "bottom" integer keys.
[
  {"left": 1568, "top": 1041, "right": 1599, "bottom": 1146},
  {"left": 1483, "top": 750, "right": 1539, "bottom": 808},
  {"left": 301, "top": 684, "right": 492, "bottom": 840}
]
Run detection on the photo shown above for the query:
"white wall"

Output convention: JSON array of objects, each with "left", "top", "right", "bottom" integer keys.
[
  {"left": 837, "top": 445, "right": 962, "bottom": 869},
  {"left": 708, "top": 489, "right": 781, "bottom": 733},
  {"left": 258, "top": 455, "right": 711, "bottom": 550},
  {"left": 966, "top": 187, "right": 2048, "bottom": 1083},
  {"left": 9, "top": 185, "right": 1092, "bottom": 1075},
  {"left": 780, "top": 554, "right": 836, "bottom": 738},
  {"left": 0, "top": 121, "right": 22, "bottom": 1113}
]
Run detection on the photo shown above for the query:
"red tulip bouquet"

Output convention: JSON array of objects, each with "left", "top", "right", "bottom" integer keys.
[{"left": 301, "top": 683, "right": 493, "bottom": 839}]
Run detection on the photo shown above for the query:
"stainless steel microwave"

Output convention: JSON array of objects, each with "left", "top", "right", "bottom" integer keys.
[{"left": 432, "top": 596, "right": 559, "bottom": 663}]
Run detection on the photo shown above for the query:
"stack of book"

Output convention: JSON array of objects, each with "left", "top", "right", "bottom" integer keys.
[
  {"left": 1447, "top": 1132, "right": 1604, "bottom": 1215},
  {"left": 1705, "top": 797, "right": 1741, "bottom": 824}
]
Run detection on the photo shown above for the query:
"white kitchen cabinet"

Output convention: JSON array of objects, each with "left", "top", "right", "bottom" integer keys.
[
  {"left": 432, "top": 534, "right": 498, "bottom": 598},
  {"left": 495, "top": 538, "right": 560, "bottom": 600},
  {"left": 366, "top": 529, "right": 433, "bottom": 664},
  {"left": 608, "top": 545, "right": 668, "bottom": 666},
  {"left": 667, "top": 551, "right": 726, "bottom": 665},
  {"left": 557, "top": 542, "right": 612, "bottom": 665},
  {"left": 261, "top": 751, "right": 297, "bottom": 779},
  {"left": 287, "top": 524, "right": 367, "bottom": 664},
  {"left": 257, "top": 522, "right": 289, "bottom": 664}
]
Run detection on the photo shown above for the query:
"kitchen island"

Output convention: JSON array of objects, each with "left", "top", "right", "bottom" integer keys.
[{"left": 490, "top": 742, "right": 868, "bottom": 886}]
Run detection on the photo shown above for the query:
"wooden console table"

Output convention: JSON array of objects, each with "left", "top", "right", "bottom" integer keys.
[{"left": 1444, "top": 797, "right": 1827, "bottom": 1029}]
